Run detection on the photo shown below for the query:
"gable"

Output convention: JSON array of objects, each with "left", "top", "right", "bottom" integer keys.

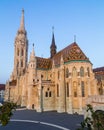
[{"left": 53, "top": 42, "right": 90, "bottom": 66}]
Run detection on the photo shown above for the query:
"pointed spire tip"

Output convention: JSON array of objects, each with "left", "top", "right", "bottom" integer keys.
[
  {"left": 74, "top": 35, "right": 76, "bottom": 43},
  {"left": 52, "top": 26, "right": 54, "bottom": 33},
  {"left": 19, "top": 8, "right": 25, "bottom": 31},
  {"left": 22, "top": 8, "right": 24, "bottom": 13}
]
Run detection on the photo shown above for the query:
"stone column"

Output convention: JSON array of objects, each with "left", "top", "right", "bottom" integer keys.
[
  {"left": 88, "top": 80, "right": 91, "bottom": 96},
  {"left": 58, "top": 66, "right": 65, "bottom": 112},
  {"left": 37, "top": 77, "right": 43, "bottom": 112},
  {"left": 78, "top": 80, "right": 82, "bottom": 114},
  {"left": 94, "top": 79, "right": 98, "bottom": 95},
  {"left": 27, "top": 85, "right": 32, "bottom": 109},
  {"left": 21, "top": 84, "right": 26, "bottom": 107},
  {"left": 68, "top": 81, "right": 73, "bottom": 114}
]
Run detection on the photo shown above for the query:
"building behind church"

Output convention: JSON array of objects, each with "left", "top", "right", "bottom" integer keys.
[
  {"left": 0, "top": 84, "right": 5, "bottom": 103},
  {"left": 4, "top": 10, "right": 104, "bottom": 114}
]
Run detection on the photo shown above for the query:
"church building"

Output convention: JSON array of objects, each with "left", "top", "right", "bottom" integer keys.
[{"left": 5, "top": 10, "right": 99, "bottom": 114}]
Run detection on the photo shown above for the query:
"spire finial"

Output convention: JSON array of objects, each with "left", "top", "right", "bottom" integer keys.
[
  {"left": 22, "top": 8, "right": 24, "bottom": 13},
  {"left": 74, "top": 35, "right": 76, "bottom": 43},
  {"left": 32, "top": 43, "right": 35, "bottom": 52},
  {"left": 52, "top": 26, "right": 54, "bottom": 34}
]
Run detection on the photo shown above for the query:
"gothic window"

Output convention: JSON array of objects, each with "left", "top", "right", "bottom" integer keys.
[
  {"left": 21, "top": 60, "right": 23, "bottom": 67},
  {"left": 45, "top": 88, "right": 52, "bottom": 97},
  {"left": 72, "top": 67, "right": 77, "bottom": 77},
  {"left": 66, "top": 82, "right": 69, "bottom": 97},
  {"left": 66, "top": 68, "right": 69, "bottom": 78},
  {"left": 41, "top": 75, "right": 44, "bottom": 78},
  {"left": 17, "top": 48, "right": 19, "bottom": 56},
  {"left": 21, "top": 49, "right": 24, "bottom": 56},
  {"left": 73, "top": 81, "right": 77, "bottom": 97},
  {"left": 80, "top": 67, "right": 84, "bottom": 77},
  {"left": 17, "top": 60, "right": 19, "bottom": 67},
  {"left": 45, "top": 92, "right": 48, "bottom": 97},
  {"left": 49, "top": 91, "right": 52, "bottom": 97},
  {"left": 81, "top": 81, "right": 85, "bottom": 97},
  {"left": 57, "top": 84, "right": 59, "bottom": 97},
  {"left": 87, "top": 67, "right": 90, "bottom": 77},
  {"left": 58, "top": 71, "right": 60, "bottom": 79}
]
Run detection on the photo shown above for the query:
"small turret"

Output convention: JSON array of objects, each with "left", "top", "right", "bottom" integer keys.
[
  {"left": 29, "top": 43, "right": 35, "bottom": 62},
  {"left": 28, "top": 44, "right": 37, "bottom": 86}
]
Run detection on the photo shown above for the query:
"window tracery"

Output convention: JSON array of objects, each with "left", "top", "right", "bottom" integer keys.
[{"left": 80, "top": 67, "right": 84, "bottom": 77}]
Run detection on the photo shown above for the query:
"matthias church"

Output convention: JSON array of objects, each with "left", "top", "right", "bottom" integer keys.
[{"left": 5, "top": 10, "right": 104, "bottom": 114}]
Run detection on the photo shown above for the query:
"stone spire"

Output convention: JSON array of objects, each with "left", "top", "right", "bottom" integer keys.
[
  {"left": 50, "top": 27, "right": 57, "bottom": 58},
  {"left": 19, "top": 9, "right": 25, "bottom": 31}
]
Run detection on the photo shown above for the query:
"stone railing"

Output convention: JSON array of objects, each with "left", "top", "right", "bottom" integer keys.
[{"left": 86, "top": 95, "right": 104, "bottom": 111}]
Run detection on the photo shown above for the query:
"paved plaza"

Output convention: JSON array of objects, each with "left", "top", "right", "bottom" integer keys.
[{"left": 0, "top": 109, "right": 84, "bottom": 130}]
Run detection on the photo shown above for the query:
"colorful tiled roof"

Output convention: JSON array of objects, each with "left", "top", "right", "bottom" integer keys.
[
  {"left": 36, "top": 57, "right": 52, "bottom": 69},
  {"left": 36, "top": 42, "right": 90, "bottom": 69},
  {"left": 53, "top": 42, "right": 90, "bottom": 66}
]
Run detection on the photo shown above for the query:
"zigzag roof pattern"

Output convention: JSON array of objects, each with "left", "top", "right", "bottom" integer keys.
[{"left": 36, "top": 42, "right": 90, "bottom": 69}]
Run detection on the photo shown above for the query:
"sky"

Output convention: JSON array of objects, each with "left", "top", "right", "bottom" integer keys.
[{"left": 0, "top": 0, "right": 104, "bottom": 84}]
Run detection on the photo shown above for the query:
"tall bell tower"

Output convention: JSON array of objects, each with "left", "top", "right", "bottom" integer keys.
[{"left": 13, "top": 9, "right": 28, "bottom": 77}]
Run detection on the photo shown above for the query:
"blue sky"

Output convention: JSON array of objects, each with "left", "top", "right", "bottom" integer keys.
[{"left": 0, "top": 0, "right": 104, "bottom": 83}]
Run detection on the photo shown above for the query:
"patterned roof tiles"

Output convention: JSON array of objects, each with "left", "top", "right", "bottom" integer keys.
[
  {"left": 36, "top": 42, "right": 90, "bottom": 69},
  {"left": 36, "top": 57, "right": 52, "bottom": 69},
  {"left": 53, "top": 42, "right": 90, "bottom": 65}
]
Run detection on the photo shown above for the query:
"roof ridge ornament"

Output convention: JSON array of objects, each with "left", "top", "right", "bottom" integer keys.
[
  {"left": 52, "top": 26, "right": 54, "bottom": 34},
  {"left": 74, "top": 35, "right": 76, "bottom": 43}
]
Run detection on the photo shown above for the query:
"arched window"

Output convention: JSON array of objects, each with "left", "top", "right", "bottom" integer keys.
[
  {"left": 49, "top": 91, "right": 52, "bottom": 97},
  {"left": 21, "top": 60, "right": 23, "bottom": 67},
  {"left": 58, "top": 71, "right": 60, "bottom": 79},
  {"left": 21, "top": 49, "right": 24, "bottom": 56},
  {"left": 87, "top": 67, "right": 90, "bottom": 77},
  {"left": 72, "top": 67, "right": 77, "bottom": 77},
  {"left": 80, "top": 67, "right": 84, "bottom": 77},
  {"left": 57, "top": 84, "right": 59, "bottom": 97},
  {"left": 17, "top": 60, "right": 19, "bottom": 67},
  {"left": 45, "top": 92, "right": 48, "bottom": 97},
  {"left": 41, "top": 75, "right": 44, "bottom": 79},
  {"left": 17, "top": 48, "right": 19, "bottom": 56},
  {"left": 66, "top": 68, "right": 69, "bottom": 78},
  {"left": 81, "top": 81, "right": 85, "bottom": 97},
  {"left": 66, "top": 82, "right": 69, "bottom": 97},
  {"left": 73, "top": 81, "right": 77, "bottom": 97},
  {"left": 45, "top": 88, "right": 52, "bottom": 97}
]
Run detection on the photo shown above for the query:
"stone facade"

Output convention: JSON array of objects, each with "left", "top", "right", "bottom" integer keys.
[{"left": 5, "top": 10, "right": 102, "bottom": 114}]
